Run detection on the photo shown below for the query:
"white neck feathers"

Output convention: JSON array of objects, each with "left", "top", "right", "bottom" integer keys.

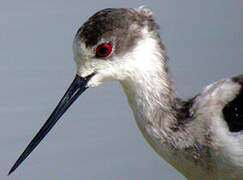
[{"left": 119, "top": 31, "right": 175, "bottom": 132}]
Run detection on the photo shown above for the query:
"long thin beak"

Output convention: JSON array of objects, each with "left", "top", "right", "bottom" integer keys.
[{"left": 8, "top": 74, "right": 94, "bottom": 175}]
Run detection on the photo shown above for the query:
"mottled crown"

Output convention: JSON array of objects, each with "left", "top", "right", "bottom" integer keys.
[{"left": 75, "top": 8, "right": 163, "bottom": 55}]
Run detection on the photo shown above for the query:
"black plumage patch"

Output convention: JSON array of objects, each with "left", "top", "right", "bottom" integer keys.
[
  {"left": 222, "top": 75, "right": 243, "bottom": 132},
  {"left": 170, "top": 96, "right": 197, "bottom": 131}
]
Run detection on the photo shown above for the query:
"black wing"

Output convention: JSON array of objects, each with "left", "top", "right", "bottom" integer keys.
[{"left": 222, "top": 75, "right": 243, "bottom": 132}]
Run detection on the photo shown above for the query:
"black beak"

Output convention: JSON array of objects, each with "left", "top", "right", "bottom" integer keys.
[{"left": 8, "top": 74, "right": 94, "bottom": 175}]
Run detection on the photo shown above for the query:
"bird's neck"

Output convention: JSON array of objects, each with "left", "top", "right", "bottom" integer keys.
[
  {"left": 119, "top": 35, "right": 215, "bottom": 178},
  {"left": 120, "top": 36, "right": 178, "bottom": 144}
]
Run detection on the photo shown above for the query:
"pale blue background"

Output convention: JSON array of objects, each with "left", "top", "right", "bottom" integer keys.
[{"left": 0, "top": 1, "right": 242, "bottom": 180}]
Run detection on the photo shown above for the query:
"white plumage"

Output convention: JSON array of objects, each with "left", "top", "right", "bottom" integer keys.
[{"left": 9, "top": 7, "right": 243, "bottom": 179}]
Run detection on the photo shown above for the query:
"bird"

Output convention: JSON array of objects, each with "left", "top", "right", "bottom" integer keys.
[{"left": 9, "top": 7, "right": 242, "bottom": 179}]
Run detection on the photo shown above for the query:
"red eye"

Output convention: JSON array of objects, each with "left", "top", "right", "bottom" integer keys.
[{"left": 96, "top": 43, "right": 112, "bottom": 57}]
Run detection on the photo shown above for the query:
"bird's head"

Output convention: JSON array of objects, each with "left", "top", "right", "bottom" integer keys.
[
  {"left": 72, "top": 7, "right": 164, "bottom": 87},
  {"left": 9, "top": 7, "right": 166, "bottom": 175}
]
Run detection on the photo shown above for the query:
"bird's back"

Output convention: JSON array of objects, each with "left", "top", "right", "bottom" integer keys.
[{"left": 186, "top": 74, "right": 243, "bottom": 179}]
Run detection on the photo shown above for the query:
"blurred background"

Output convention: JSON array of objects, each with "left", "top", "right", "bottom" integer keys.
[{"left": 0, "top": 1, "right": 242, "bottom": 179}]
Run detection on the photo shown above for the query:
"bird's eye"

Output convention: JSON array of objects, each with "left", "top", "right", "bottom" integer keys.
[{"left": 96, "top": 43, "right": 112, "bottom": 57}]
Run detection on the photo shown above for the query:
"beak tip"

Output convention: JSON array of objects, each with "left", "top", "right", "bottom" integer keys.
[{"left": 8, "top": 168, "right": 14, "bottom": 176}]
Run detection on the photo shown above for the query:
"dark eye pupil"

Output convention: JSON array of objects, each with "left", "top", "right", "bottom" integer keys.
[
  {"left": 99, "top": 47, "right": 108, "bottom": 54},
  {"left": 96, "top": 43, "right": 112, "bottom": 57}
]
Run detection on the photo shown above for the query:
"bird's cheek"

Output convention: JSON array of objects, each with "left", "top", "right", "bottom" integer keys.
[
  {"left": 86, "top": 69, "right": 116, "bottom": 88},
  {"left": 76, "top": 61, "right": 96, "bottom": 77},
  {"left": 86, "top": 73, "right": 104, "bottom": 87}
]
